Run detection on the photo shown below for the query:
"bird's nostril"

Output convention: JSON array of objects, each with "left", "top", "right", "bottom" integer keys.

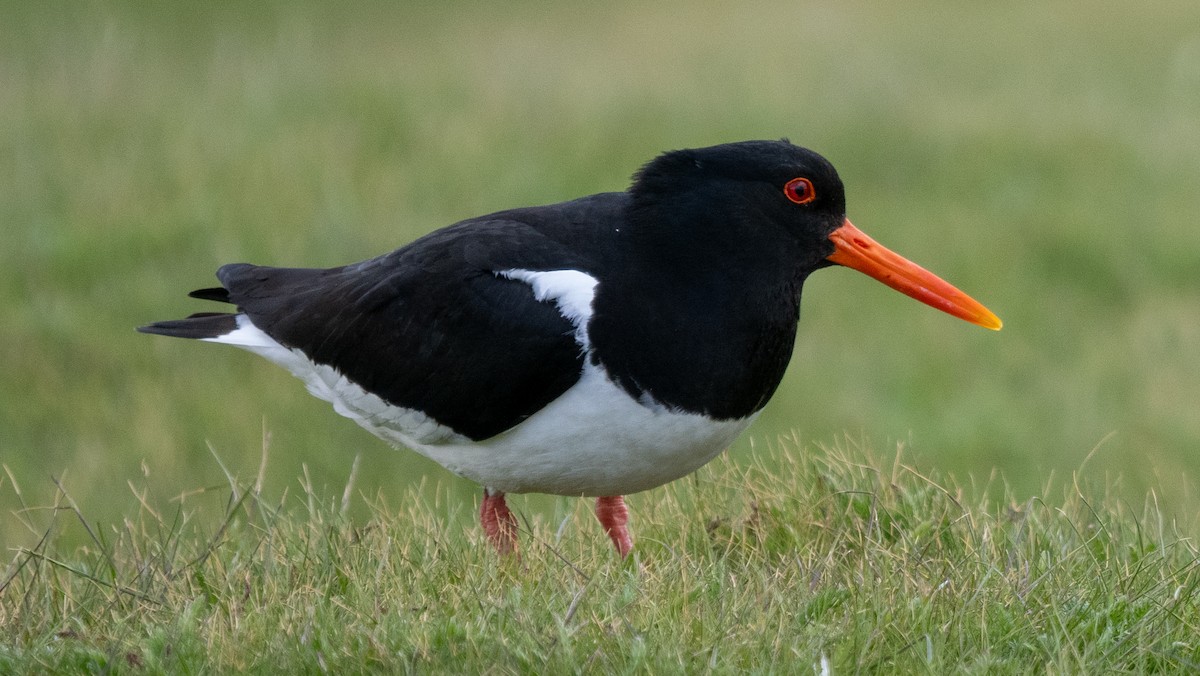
[{"left": 853, "top": 238, "right": 870, "bottom": 249}]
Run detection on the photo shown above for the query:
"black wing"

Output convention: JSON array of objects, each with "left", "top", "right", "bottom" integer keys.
[{"left": 214, "top": 217, "right": 600, "bottom": 441}]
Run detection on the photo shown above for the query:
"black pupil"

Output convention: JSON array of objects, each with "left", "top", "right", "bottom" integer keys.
[{"left": 791, "top": 181, "right": 807, "bottom": 198}]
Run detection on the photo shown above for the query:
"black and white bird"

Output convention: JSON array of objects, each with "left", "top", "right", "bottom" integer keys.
[{"left": 140, "top": 140, "right": 1001, "bottom": 557}]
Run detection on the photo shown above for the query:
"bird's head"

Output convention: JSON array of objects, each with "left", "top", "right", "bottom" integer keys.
[{"left": 631, "top": 140, "right": 1002, "bottom": 330}]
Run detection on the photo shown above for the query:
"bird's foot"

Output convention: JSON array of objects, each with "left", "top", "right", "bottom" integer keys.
[
  {"left": 595, "top": 495, "right": 633, "bottom": 558},
  {"left": 480, "top": 488, "right": 519, "bottom": 556}
]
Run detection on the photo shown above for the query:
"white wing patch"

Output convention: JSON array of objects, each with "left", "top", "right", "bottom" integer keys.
[{"left": 497, "top": 269, "right": 598, "bottom": 348}]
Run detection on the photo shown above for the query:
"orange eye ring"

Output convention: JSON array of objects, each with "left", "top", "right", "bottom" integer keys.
[{"left": 784, "top": 177, "right": 816, "bottom": 205}]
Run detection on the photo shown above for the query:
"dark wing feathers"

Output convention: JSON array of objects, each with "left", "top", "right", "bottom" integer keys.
[
  {"left": 213, "top": 213, "right": 612, "bottom": 441},
  {"left": 143, "top": 193, "right": 629, "bottom": 440}
]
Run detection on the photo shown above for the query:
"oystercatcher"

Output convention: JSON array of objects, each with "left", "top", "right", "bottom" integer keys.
[{"left": 140, "top": 140, "right": 1000, "bottom": 557}]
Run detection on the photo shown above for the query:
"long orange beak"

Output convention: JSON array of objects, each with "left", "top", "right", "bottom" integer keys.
[{"left": 826, "top": 219, "right": 1002, "bottom": 330}]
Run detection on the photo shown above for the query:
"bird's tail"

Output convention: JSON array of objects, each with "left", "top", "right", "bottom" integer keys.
[
  {"left": 138, "top": 285, "right": 239, "bottom": 339},
  {"left": 140, "top": 281, "right": 289, "bottom": 349},
  {"left": 137, "top": 312, "right": 240, "bottom": 340}
]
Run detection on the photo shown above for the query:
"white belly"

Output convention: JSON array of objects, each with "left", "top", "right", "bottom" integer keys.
[
  {"left": 410, "top": 363, "right": 754, "bottom": 496},
  {"left": 204, "top": 267, "right": 755, "bottom": 496}
]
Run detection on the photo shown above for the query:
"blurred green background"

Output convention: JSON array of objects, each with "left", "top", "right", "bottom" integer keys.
[{"left": 3, "top": 1, "right": 1198, "bottom": 546}]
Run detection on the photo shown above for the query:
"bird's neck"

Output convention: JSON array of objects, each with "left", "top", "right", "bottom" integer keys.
[{"left": 585, "top": 203, "right": 809, "bottom": 419}]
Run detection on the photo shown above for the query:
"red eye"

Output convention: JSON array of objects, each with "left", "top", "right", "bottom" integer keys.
[{"left": 784, "top": 177, "right": 816, "bottom": 205}]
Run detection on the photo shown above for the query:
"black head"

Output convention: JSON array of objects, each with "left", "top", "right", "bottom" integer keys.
[
  {"left": 629, "top": 140, "right": 848, "bottom": 269},
  {"left": 627, "top": 139, "right": 1003, "bottom": 330}
]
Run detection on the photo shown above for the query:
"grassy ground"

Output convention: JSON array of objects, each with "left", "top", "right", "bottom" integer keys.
[
  {"left": 3, "top": 0, "right": 1200, "bottom": 669},
  {"left": 3, "top": 442, "right": 1198, "bottom": 672}
]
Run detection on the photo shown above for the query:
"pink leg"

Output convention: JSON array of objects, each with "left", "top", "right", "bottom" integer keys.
[
  {"left": 480, "top": 488, "right": 518, "bottom": 555},
  {"left": 595, "top": 495, "right": 634, "bottom": 557}
]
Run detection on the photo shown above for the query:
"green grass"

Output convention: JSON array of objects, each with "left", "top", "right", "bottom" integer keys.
[
  {"left": 3, "top": 0, "right": 1200, "bottom": 669},
  {"left": 3, "top": 441, "right": 1198, "bottom": 672}
]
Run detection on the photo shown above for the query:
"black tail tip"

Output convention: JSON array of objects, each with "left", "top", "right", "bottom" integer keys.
[
  {"left": 188, "top": 286, "right": 231, "bottom": 303},
  {"left": 137, "top": 313, "right": 238, "bottom": 339}
]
